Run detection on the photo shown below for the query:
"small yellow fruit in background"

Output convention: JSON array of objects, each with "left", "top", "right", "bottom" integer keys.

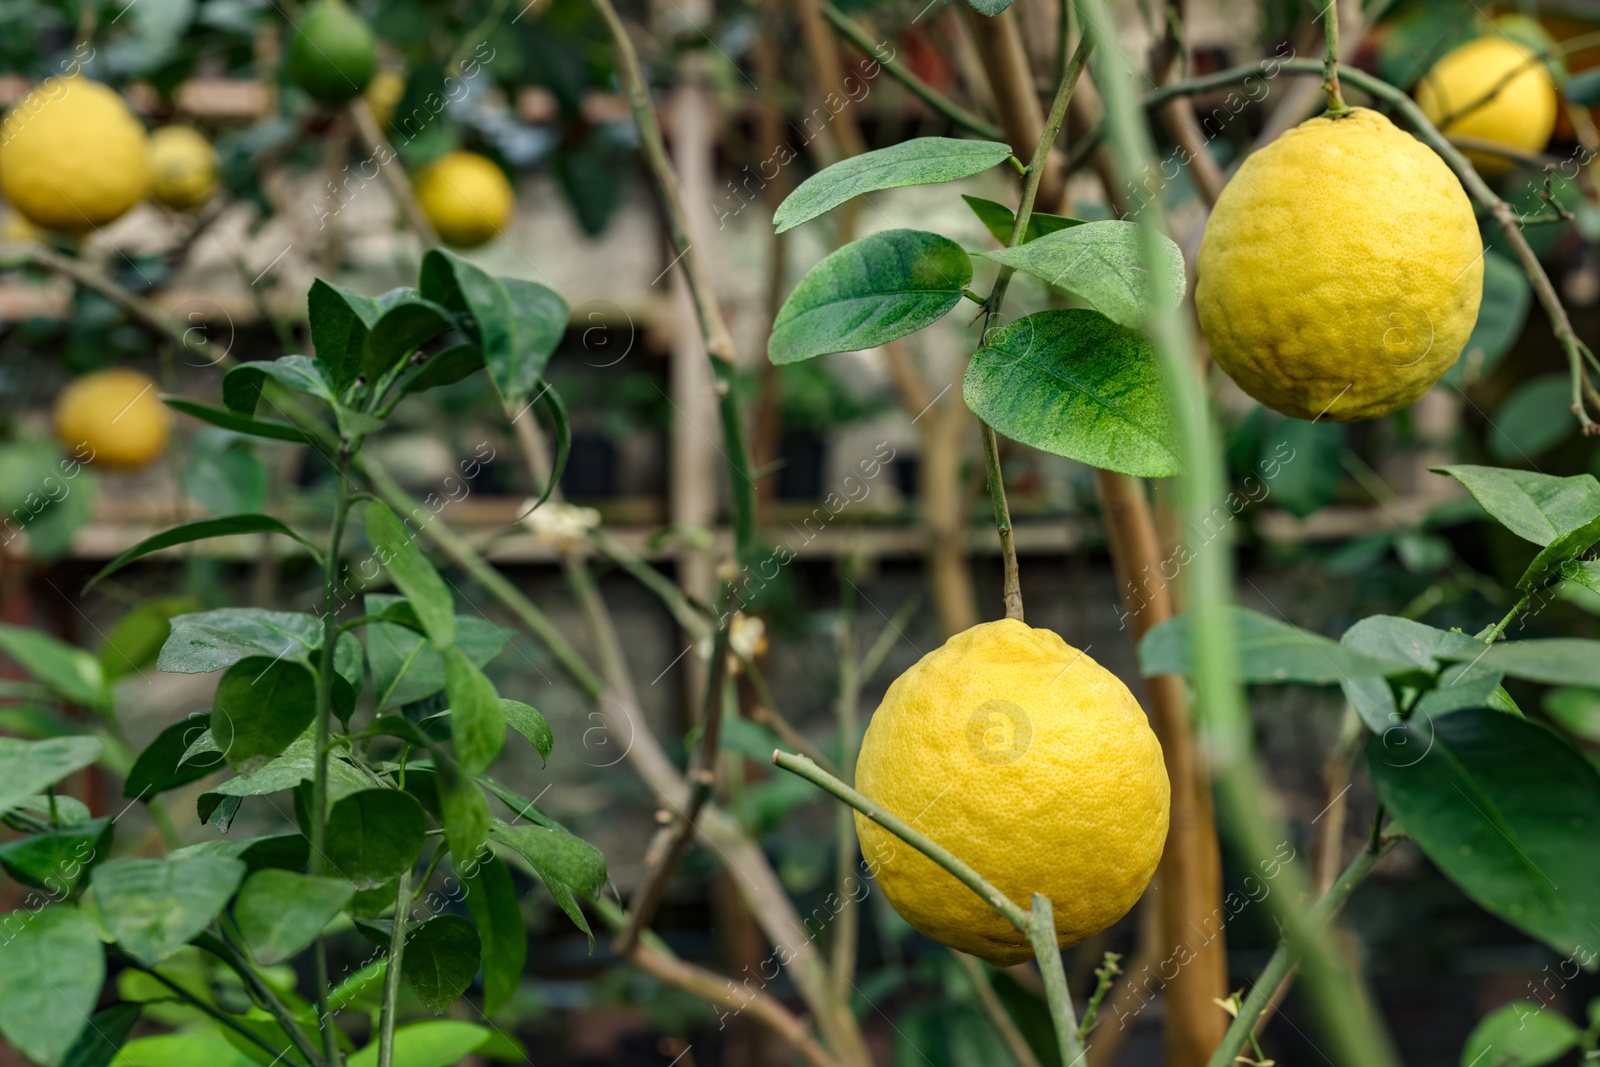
[
  {"left": 852, "top": 619, "right": 1168, "bottom": 965},
  {"left": 2, "top": 209, "right": 46, "bottom": 243},
  {"left": 1196, "top": 108, "right": 1484, "bottom": 423},
  {"left": 415, "top": 151, "right": 514, "bottom": 248},
  {"left": 0, "top": 77, "right": 149, "bottom": 232},
  {"left": 148, "top": 125, "right": 219, "bottom": 212},
  {"left": 54, "top": 369, "right": 170, "bottom": 470},
  {"left": 1416, "top": 36, "right": 1557, "bottom": 173},
  {"left": 365, "top": 70, "right": 406, "bottom": 130}
]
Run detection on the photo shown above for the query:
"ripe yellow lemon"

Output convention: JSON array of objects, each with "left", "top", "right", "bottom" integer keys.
[
  {"left": 1196, "top": 108, "right": 1483, "bottom": 422},
  {"left": 1416, "top": 36, "right": 1557, "bottom": 173},
  {"left": 853, "top": 620, "right": 1168, "bottom": 965},
  {"left": 415, "top": 151, "right": 514, "bottom": 248},
  {"left": 0, "top": 77, "right": 149, "bottom": 233},
  {"left": 54, "top": 369, "right": 170, "bottom": 470},
  {"left": 365, "top": 70, "right": 406, "bottom": 130},
  {"left": 148, "top": 125, "right": 219, "bottom": 211}
]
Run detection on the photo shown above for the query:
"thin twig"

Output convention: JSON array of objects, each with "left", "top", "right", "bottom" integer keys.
[
  {"left": 956, "top": 953, "right": 1045, "bottom": 1067},
  {"left": 376, "top": 868, "right": 415, "bottom": 1067},
  {"left": 830, "top": 565, "right": 863, "bottom": 989},
  {"left": 349, "top": 100, "right": 439, "bottom": 246},
  {"left": 119, "top": 955, "right": 314, "bottom": 1067}
]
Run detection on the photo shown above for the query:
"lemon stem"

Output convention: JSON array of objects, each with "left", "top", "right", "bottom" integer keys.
[
  {"left": 1321, "top": 0, "right": 1349, "bottom": 116},
  {"left": 771, "top": 749, "right": 1089, "bottom": 1066}
]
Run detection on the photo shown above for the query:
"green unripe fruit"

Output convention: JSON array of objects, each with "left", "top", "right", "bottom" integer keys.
[{"left": 287, "top": 0, "right": 377, "bottom": 105}]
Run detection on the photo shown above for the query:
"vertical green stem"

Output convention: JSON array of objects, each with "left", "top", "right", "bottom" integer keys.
[
  {"left": 1076, "top": 1, "right": 1396, "bottom": 1064},
  {"left": 376, "top": 868, "right": 414, "bottom": 1067},
  {"left": 1026, "top": 894, "right": 1087, "bottom": 1067},
  {"left": 1321, "top": 0, "right": 1349, "bottom": 115},
  {"left": 981, "top": 425, "right": 1024, "bottom": 621},
  {"left": 310, "top": 459, "right": 353, "bottom": 1066},
  {"left": 714, "top": 360, "right": 759, "bottom": 566}
]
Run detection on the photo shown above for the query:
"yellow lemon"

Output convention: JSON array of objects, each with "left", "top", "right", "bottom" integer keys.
[
  {"left": 54, "top": 369, "right": 170, "bottom": 470},
  {"left": 148, "top": 125, "right": 219, "bottom": 212},
  {"left": 0, "top": 77, "right": 149, "bottom": 233},
  {"left": 853, "top": 619, "right": 1168, "bottom": 965},
  {"left": 1196, "top": 108, "right": 1483, "bottom": 422},
  {"left": 1416, "top": 36, "right": 1557, "bottom": 173},
  {"left": 365, "top": 70, "right": 406, "bottom": 130},
  {"left": 415, "top": 151, "right": 514, "bottom": 248}
]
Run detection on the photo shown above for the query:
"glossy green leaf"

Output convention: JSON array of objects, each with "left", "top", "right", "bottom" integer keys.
[
  {"left": 234, "top": 869, "right": 354, "bottom": 965},
  {"left": 460, "top": 852, "right": 525, "bottom": 1014},
  {"left": 308, "top": 278, "right": 384, "bottom": 391},
  {"left": 419, "top": 250, "right": 516, "bottom": 398},
  {"left": 443, "top": 646, "right": 504, "bottom": 774},
  {"left": 1459, "top": 999, "right": 1580, "bottom": 1066},
  {"left": 1449, "top": 639, "right": 1600, "bottom": 688},
  {"left": 60, "top": 1002, "right": 140, "bottom": 1067},
  {"left": 211, "top": 657, "right": 317, "bottom": 774},
  {"left": 1432, "top": 465, "right": 1600, "bottom": 547},
  {"left": 1414, "top": 662, "right": 1520, "bottom": 719},
  {"left": 400, "top": 914, "right": 481, "bottom": 1013},
  {"left": 1142, "top": 606, "right": 1410, "bottom": 685},
  {"left": 961, "top": 194, "right": 1084, "bottom": 245},
  {"left": 92, "top": 855, "right": 246, "bottom": 967},
  {"left": 964, "top": 309, "right": 1181, "bottom": 477},
  {"left": 5, "top": 794, "right": 92, "bottom": 830},
  {"left": 488, "top": 820, "right": 606, "bottom": 899},
  {"left": 1369, "top": 709, "right": 1600, "bottom": 958},
  {"left": 478, "top": 776, "right": 563, "bottom": 831},
  {"left": 0, "top": 623, "right": 110, "bottom": 712},
  {"left": 1487, "top": 375, "right": 1575, "bottom": 463},
  {"left": 768, "top": 229, "right": 971, "bottom": 364},
  {"left": 364, "top": 291, "right": 456, "bottom": 380},
  {"left": 501, "top": 278, "right": 569, "bottom": 407},
  {"left": 395, "top": 343, "right": 484, "bottom": 398},
  {"left": 773, "top": 137, "right": 1013, "bottom": 233},
  {"left": 979, "top": 220, "right": 1186, "bottom": 328},
  {"left": 101, "top": 598, "right": 197, "bottom": 683},
  {"left": 158, "top": 609, "right": 322, "bottom": 673},
  {"left": 365, "top": 502, "right": 456, "bottom": 648},
  {"left": 112, "top": 1028, "right": 257, "bottom": 1067},
  {"left": 223, "top": 355, "right": 337, "bottom": 416},
  {"left": 501, "top": 699, "right": 552, "bottom": 766},
  {"left": 521, "top": 381, "right": 570, "bottom": 513},
  {"left": 0, "top": 906, "right": 105, "bottom": 1067},
  {"left": 86, "top": 516, "right": 319, "bottom": 591},
  {"left": 325, "top": 789, "right": 427, "bottom": 890},
  {"left": 0, "top": 816, "right": 112, "bottom": 894},
  {"left": 364, "top": 595, "right": 512, "bottom": 710},
  {"left": 171, "top": 833, "right": 310, "bottom": 875},
  {"left": 1341, "top": 616, "right": 1482, "bottom": 672},
  {"left": 162, "top": 396, "right": 313, "bottom": 444},
  {"left": 438, "top": 768, "right": 490, "bottom": 870},
  {"left": 0, "top": 736, "right": 105, "bottom": 816},
  {"left": 347, "top": 1021, "right": 490, "bottom": 1067}
]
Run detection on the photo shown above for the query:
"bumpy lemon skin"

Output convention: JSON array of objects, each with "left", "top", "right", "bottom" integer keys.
[
  {"left": 853, "top": 619, "right": 1168, "bottom": 966},
  {"left": 0, "top": 77, "right": 150, "bottom": 233},
  {"left": 1416, "top": 37, "right": 1557, "bottom": 174},
  {"left": 415, "top": 151, "right": 515, "bottom": 248},
  {"left": 54, "top": 369, "right": 170, "bottom": 470},
  {"left": 1195, "top": 108, "right": 1483, "bottom": 423},
  {"left": 148, "top": 125, "right": 219, "bottom": 211}
]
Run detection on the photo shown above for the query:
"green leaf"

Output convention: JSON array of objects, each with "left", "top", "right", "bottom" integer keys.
[
  {"left": 325, "top": 788, "right": 427, "bottom": 890},
  {"left": 978, "top": 220, "right": 1187, "bottom": 328},
  {"left": 478, "top": 776, "right": 564, "bottom": 831},
  {"left": 460, "top": 852, "right": 525, "bottom": 1014},
  {"left": 222, "top": 355, "right": 337, "bottom": 417},
  {"left": 170, "top": 833, "right": 310, "bottom": 875},
  {"left": 438, "top": 769, "right": 491, "bottom": 870},
  {"left": 964, "top": 309, "right": 1181, "bottom": 478},
  {"left": 0, "top": 816, "right": 112, "bottom": 894},
  {"left": 113, "top": 1029, "right": 257, "bottom": 1067},
  {"left": 0, "top": 737, "right": 105, "bottom": 816},
  {"left": 768, "top": 229, "right": 971, "bottom": 364},
  {"left": 1445, "top": 251, "right": 1530, "bottom": 388},
  {"left": 60, "top": 1002, "right": 140, "bottom": 1067},
  {"left": 488, "top": 819, "right": 606, "bottom": 899},
  {"left": 85, "top": 516, "right": 319, "bottom": 591},
  {"left": 1460, "top": 999, "right": 1580, "bottom": 1067},
  {"left": 211, "top": 657, "right": 317, "bottom": 774},
  {"left": 961, "top": 194, "right": 1084, "bottom": 245},
  {"left": 365, "top": 502, "right": 456, "bottom": 648},
  {"left": 91, "top": 855, "right": 246, "bottom": 967},
  {"left": 101, "top": 597, "right": 197, "bottom": 683},
  {"left": 1369, "top": 708, "right": 1600, "bottom": 958},
  {"left": 0, "top": 623, "right": 110, "bottom": 712},
  {"left": 400, "top": 914, "right": 481, "bottom": 1013},
  {"left": 1450, "top": 639, "right": 1600, "bottom": 688},
  {"left": 965, "top": 0, "right": 1016, "bottom": 12},
  {"left": 348, "top": 1021, "right": 490, "bottom": 1067},
  {"left": 182, "top": 429, "right": 267, "bottom": 517},
  {"left": 364, "top": 596, "right": 512, "bottom": 710},
  {"left": 395, "top": 343, "right": 485, "bottom": 398},
  {"left": 364, "top": 290, "right": 456, "bottom": 380},
  {"left": 1544, "top": 687, "right": 1600, "bottom": 743},
  {"left": 521, "top": 382, "right": 570, "bottom": 513},
  {"left": 773, "top": 137, "right": 1013, "bottom": 233},
  {"left": 308, "top": 278, "right": 384, "bottom": 391},
  {"left": 162, "top": 396, "right": 314, "bottom": 444},
  {"left": 1432, "top": 465, "right": 1600, "bottom": 547},
  {"left": 502, "top": 278, "right": 569, "bottom": 406},
  {"left": 1487, "top": 375, "right": 1575, "bottom": 463},
  {"left": 501, "top": 699, "right": 552, "bottom": 765},
  {"left": 0, "top": 906, "right": 105, "bottom": 1067},
  {"left": 5, "top": 794, "right": 92, "bottom": 830},
  {"left": 419, "top": 250, "right": 516, "bottom": 401},
  {"left": 1414, "top": 662, "right": 1521, "bottom": 719},
  {"left": 233, "top": 869, "right": 354, "bottom": 965},
  {"left": 1341, "top": 616, "right": 1482, "bottom": 672},
  {"left": 158, "top": 609, "right": 323, "bottom": 674},
  {"left": 443, "top": 646, "right": 504, "bottom": 774},
  {"left": 1141, "top": 606, "right": 1411, "bottom": 685}
]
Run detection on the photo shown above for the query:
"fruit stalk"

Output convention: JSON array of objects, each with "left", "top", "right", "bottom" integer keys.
[
  {"left": 1076, "top": 1, "right": 1403, "bottom": 1064},
  {"left": 1320, "top": 0, "right": 1349, "bottom": 116},
  {"left": 772, "top": 749, "right": 1088, "bottom": 1064},
  {"left": 375, "top": 867, "right": 414, "bottom": 1067}
]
